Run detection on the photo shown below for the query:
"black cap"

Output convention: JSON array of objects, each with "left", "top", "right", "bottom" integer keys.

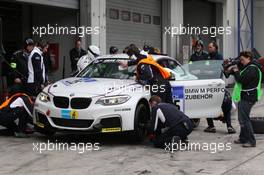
[{"left": 110, "top": 46, "right": 118, "bottom": 54}]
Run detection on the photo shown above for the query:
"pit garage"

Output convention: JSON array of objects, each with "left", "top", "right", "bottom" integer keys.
[
  {"left": 106, "top": 0, "right": 162, "bottom": 51},
  {"left": 0, "top": 0, "right": 78, "bottom": 81}
]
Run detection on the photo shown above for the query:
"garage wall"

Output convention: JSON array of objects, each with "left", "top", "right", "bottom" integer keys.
[
  {"left": 183, "top": 0, "right": 217, "bottom": 50},
  {"left": 16, "top": 0, "right": 78, "bottom": 9},
  {"left": 31, "top": 5, "right": 78, "bottom": 81},
  {"left": 254, "top": 0, "right": 264, "bottom": 57},
  {"left": 106, "top": 0, "right": 161, "bottom": 53}
]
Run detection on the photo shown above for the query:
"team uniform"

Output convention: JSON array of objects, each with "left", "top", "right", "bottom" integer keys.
[{"left": 27, "top": 47, "right": 46, "bottom": 96}]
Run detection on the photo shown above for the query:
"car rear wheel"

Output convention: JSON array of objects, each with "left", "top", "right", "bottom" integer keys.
[
  {"left": 191, "top": 119, "right": 200, "bottom": 128},
  {"left": 131, "top": 103, "right": 150, "bottom": 142}
]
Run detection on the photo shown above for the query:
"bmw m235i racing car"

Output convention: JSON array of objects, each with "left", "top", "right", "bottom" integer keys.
[{"left": 33, "top": 54, "right": 225, "bottom": 139}]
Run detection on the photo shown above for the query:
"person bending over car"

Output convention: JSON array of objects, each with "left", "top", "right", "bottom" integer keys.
[
  {"left": 147, "top": 95, "right": 194, "bottom": 148},
  {"left": 120, "top": 44, "right": 173, "bottom": 103},
  {"left": 0, "top": 88, "right": 33, "bottom": 138}
]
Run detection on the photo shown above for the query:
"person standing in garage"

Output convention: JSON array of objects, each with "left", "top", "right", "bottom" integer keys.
[
  {"left": 37, "top": 40, "right": 52, "bottom": 80},
  {"left": 109, "top": 46, "right": 118, "bottom": 54},
  {"left": 189, "top": 40, "right": 209, "bottom": 62},
  {"left": 207, "top": 41, "right": 223, "bottom": 60},
  {"left": 9, "top": 44, "right": 30, "bottom": 93},
  {"left": 232, "top": 51, "right": 262, "bottom": 147},
  {"left": 26, "top": 38, "right": 46, "bottom": 96},
  {"left": 147, "top": 95, "right": 194, "bottom": 148},
  {"left": 69, "top": 39, "right": 87, "bottom": 72},
  {"left": 203, "top": 41, "right": 235, "bottom": 133},
  {"left": 36, "top": 39, "right": 51, "bottom": 85}
]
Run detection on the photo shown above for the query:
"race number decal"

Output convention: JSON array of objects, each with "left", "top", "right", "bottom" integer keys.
[{"left": 172, "top": 86, "right": 185, "bottom": 112}]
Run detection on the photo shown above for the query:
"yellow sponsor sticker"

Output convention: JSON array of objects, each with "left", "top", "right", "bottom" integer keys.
[
  {"left": 70, "top": 110, "right": 79, "bottom": 119},
  {"left": 101, "top": 127, "right": 122, "bottom": 133}
]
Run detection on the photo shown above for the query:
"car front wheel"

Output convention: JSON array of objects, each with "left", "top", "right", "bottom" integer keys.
[{"left": 132, "top": 103, "right": 150, "bottom": 142}]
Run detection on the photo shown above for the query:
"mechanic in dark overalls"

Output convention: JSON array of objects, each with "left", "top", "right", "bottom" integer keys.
[
  {"left": 9, "top": 39, "right": 33, "bottom": 93},
  {"left": 120, "top": 44, "right": 173, "bottom": 103},
  {"left": 147, "top": 95, "right": 194, "bottom": 148},
  {"left": 0, "top": 88, "right": 33, "bottom": 137}
]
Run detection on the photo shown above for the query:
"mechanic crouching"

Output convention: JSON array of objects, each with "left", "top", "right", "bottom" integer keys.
[
  {"left": 0, "top": 88, "right": 33, "bottom": 138},
  {"left": 147, "top": 95, "right": 194, "bottom": 148}
]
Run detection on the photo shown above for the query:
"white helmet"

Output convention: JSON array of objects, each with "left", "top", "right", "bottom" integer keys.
[
  {"left": 77, "top": 45, "right": 101, "bottom": 72},
  {"left": 88, "top": 45, "right": 100, "bottom": 57}
]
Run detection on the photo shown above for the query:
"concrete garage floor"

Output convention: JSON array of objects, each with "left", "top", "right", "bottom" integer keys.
[{"left": 0, "top": 99, "right": 264, "bottom": 175}]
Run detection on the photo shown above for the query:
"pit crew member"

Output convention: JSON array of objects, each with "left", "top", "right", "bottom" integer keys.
[{"left": 147, "top": 95, "right": 194, "bottom": 148}]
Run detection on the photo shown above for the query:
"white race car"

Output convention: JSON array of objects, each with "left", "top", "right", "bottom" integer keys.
[{"left": 33, "top": 54, "right": 225, "bottom": 139}]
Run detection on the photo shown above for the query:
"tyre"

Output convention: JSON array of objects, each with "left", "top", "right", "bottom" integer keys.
[
  {"left": 251, "top": 117, "right": 264, "bottom": 134},
  {"left": 131, "top": 103, "right": 150, "bottom": 142},
  {"left": 191, "top": 119, "right": 200, "bottom": 128}
]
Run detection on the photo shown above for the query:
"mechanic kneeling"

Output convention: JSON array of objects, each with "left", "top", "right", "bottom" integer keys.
[
  {"left": 0, "top": 88, "right": 33, "bottom": 138},
  {"left": 147, "top": 95, "right": 194, "bottom": 148}
]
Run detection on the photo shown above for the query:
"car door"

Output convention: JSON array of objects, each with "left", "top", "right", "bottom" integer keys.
[{"left": 158, "top": 58, "right": 225, "bottom": 119}]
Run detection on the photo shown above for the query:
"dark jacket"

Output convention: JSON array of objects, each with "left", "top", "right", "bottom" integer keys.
[
  {"left": 10, "top": 50, "right": 28, "bottom": 84},
  {"left": 190, "top": 51, "right": 209, "bottom": 62},
  {"left": 127, "top": 53, "right": 147, "bottom": 66},
  {"left": 137, "top": 64, "right": 165, "bottom": 85},
  {"left": 69, "top": 48, "right": 87, "bottom": 71},
  {"left": 208, "top": 51, "right": 223, "bottom": 60},
  {"left": 150, "top": 103, "right": 193, "bottom": 133},
  {"left": 43, "top": 52, "right": 52, "bottom": 74},
  {"left": 234, "top": 61, "right": 262, "bottom": 103},
  {"left": 28, "top": 52, "right": 45, "bottom": 84}
]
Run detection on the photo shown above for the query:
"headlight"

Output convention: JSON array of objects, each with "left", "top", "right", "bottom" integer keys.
[
  {"left": 39, "top": 92, "right": 50, "bottom": 103},
  {"left": 96, "top": 95, "right": 130, "bottom": 106}
]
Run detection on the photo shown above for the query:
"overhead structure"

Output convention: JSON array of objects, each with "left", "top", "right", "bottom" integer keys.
[{"left": 237, "top": 0, "right": 254, "bottom": 54}]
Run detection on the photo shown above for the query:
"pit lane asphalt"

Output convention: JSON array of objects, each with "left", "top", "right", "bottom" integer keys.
[{"left": 0, "top": 92, "right": 264, "bottom": 175}]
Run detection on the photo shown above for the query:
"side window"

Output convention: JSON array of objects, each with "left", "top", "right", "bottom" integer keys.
[
  {"left": 167, "top": 60, "right": 178, "bottom": 69},
  {"left": 168, "top": 60, "right": 185, "bottom": 76},
  {"left": 157, "top": 59, "right": 169, "bottom": 68}
]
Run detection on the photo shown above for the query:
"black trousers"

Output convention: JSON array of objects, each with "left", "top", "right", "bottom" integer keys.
[
  {"left": 0, "top": 108, "right": 31, "bottom": 133},
  {"left": 0, "top": 111, "right": 20, "bottom": 133},
  {"left": 238, "top": 100, "right": 256, "bottom": 144},
  {"left": 153, "top": 122, "right": 192, "bottom": 148},
  {"left": 206, "top": 99, "right": 232, "bottom": 128},
  {"left": 206, "top": 111, "right": 232, "bottom": 128}
]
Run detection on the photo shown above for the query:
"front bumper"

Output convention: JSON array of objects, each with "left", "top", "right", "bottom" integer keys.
[
  {"left": 33, "top": 95, "right": 136, "bottom": 133},
  {"left": 34, "top": 111, "right": 122, "bottom": 133}
]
